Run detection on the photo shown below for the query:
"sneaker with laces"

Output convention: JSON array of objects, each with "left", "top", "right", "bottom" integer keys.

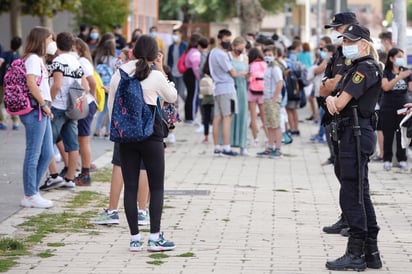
[
  {"left": 40, "top": 175, "right": 65, "bottom": 191},
  {"left": 59, "top": 167, "right": 68, "bottom": 178},
  {"left": 222, "top": 149, "right": 238, "bottom": 157},
  {"left": 60, "top": 179, "right": 76, "bottom": 189},
  {"left": 383, "top": 161, "right": 392, "bottom": 171},
  {"left": 213, "top": 149, "right": 222, "bottom": 156},
  {"left": 21, "top": 193, "right": 53, "bottom": 208},
  {"left": 147, "top": 232, "right": 175, "bottom": 252},
  {"left": 91, "top": 209, "right": 120, "bottom": 225},
  {"left": 138, "top": 210, "right": 150, "bottom": 226},
  {"left": 130, "top": 240, "right": 143, "bottom": 252},
  {"left": 257, "top": 148, "right": 274, "bottom": 157},
  {"left": 270, "top": 149, "right": 282, "bottom": 159},
  {"left": 74, "top": 173, "right": 91, "bottom": 186}
]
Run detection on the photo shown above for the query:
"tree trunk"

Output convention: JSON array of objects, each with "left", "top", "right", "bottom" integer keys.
[
  {"left": 40, "top": 15, "right": 54, "bottom": 31},
  {"left": 238, "top": 0, "right": 265, "bottom": 35},
  {"left": 10, "top": 0, "right": 22, "bottom": 38}
]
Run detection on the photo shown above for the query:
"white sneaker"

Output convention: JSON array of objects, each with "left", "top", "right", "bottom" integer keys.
[
  {"left": 21, "top": 193, "right": 53, "bottom": 208},
  {"left": 195, "top": 125, "right": 204, "bottom": 133},
  {"left": 168, "top": 133, "right": 176, "bottom": 144},
  {"left": 399, "top": 161, "right": 408, "bottom": 170},
  {"left": 240, "top": 148, "right": 250, "bottom": 156},
  {"left": 383, "top": 161, "right": 392, "bottom": 171},
  {"left": 61, "top": 180, "right": 76, "bottom": 189}
]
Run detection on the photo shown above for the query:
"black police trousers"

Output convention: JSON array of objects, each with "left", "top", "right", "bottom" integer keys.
[{"left": 333, "top": 122, "right": 380, "bottom": 240}]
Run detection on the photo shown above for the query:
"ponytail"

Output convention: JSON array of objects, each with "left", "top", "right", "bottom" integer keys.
[
  {"left": 134, "top": 57, "right": 151, "bottom": 81},
  {"left": 131, "top": 35, "right": 158, "bottom": 81}
]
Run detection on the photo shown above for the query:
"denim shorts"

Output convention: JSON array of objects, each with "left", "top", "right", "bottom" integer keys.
[
  {"left": 51, "top": 107, "right": 79, "bottom": 152},
  {"left": 78, "top": 102, "right": 97, "bottom": 137},
  {"left": 112, "top": 142, "right": 145, "bottom": 170}
]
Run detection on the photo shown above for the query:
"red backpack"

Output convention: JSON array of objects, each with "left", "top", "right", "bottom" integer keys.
[
  {"left": 249, "top": 60, "right": 266, "bottom": 95},
  {"left": 177, "top": 52, "right": 187, "bottom": 74}
]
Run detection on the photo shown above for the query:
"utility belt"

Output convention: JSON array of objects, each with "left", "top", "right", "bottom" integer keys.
[{"left": 330, "top": 114, "right": 378, "bottom": 142}]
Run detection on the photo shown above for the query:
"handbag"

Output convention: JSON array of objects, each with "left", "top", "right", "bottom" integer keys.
[{"left": 65, "top": 80, "right": 89, "bottom": 120}]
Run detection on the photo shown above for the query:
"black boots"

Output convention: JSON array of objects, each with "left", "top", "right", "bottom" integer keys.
[
  {"left": 323, "top": 214, "right": 349, "bottom": 234},
  {"left": 326, "top": 238, "right": 367, "bottom": 271},
  {"left": 365, "top": 237, "right": 382, "bottom": 269}
]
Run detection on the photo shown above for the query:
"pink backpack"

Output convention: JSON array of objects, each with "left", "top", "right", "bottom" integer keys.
[
  {"left": 3, "top": 58, "right": 40, "bottom": 116},
  {"left": 249, "top": 60, "right": 266, "bottom": 95}
]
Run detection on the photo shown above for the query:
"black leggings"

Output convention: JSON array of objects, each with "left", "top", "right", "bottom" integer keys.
[
  {"left": 380, "top": 108, "right": 407, "bottom": 162},
  {"left": 202, "top": 104, "right": 213, "bottom": 136},
  {"left": 119, "top": 140, "right": 164, "bottom": 235},
  {"left": 183, "top": 68, "right": 198, "bottom": 121}
]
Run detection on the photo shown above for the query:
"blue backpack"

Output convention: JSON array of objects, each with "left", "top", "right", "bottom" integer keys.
[
  {"left": 95, "top": 63, "right": 113, "bottom": 86},
  {"left": 110, "top": 69, "right": 155, "bottom": 143}
]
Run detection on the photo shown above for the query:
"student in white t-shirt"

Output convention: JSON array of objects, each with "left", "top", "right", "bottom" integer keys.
[
  {"left": 19, "top": 27, "right": 57, "bottom": 208},
  {"left": 42, "top": 32, "right": 88, "bottom": 190}
]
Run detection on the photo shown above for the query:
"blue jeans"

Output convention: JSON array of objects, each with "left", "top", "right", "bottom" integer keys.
[
  {"left": 51, "top": 108, "right": 79, "bottom": 151},
  {"left": 95, "top": 93, "right": 110, "bottom": 134},
  {"left": 20, "top": 108, "right": 54, "bottom": 196}
]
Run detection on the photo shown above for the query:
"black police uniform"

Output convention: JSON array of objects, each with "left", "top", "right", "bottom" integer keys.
[{"left": 332, "top": 55, "right": 382, "bottom": 241}]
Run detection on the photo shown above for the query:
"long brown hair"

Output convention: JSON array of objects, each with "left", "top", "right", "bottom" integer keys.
[
  {"left": 24, "top": 26, "right": 52, "bottom": 57},
  {"left": 74, "top": 38, "right": 93, "bottom": 63},
  {"left": 132, "top": 35, "right": 158, "bottom": 81}
]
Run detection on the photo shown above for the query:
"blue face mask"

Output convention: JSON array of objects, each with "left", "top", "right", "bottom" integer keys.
[
  {"left": 172, "top": 34, "right": 179, "bottom": 42},
  {"left": 342, "top": 45, "right": 359, "bottom": 60},
  {"left": 90, "top": 33, "right": 99, "bottom": 40},
  {"left": 150, "top": 31, "right": 157, "bottom": 37},
  {"left": 320, "top": 50, "right": 327, "bottom": 60}
]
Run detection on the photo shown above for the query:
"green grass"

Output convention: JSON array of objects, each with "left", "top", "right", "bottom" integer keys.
[
  {"left": 0, "top": 258, "right": 18, "bottom": 272},
  {"left": 92, "top": 168, "right": 112, "bottom": 182},
  {"left": 146, "top": 260, "right": 165, "bottom": 265},
  {"left": 47, "top": 242, "right": 65, "bottom": 247},
  {"left": 0, "top": 189, "right": 104, "bottom": 272},
  {"left": 149, "top": 253, "right": 169, "bottom": 259},
  {"left": 176, "top": 252, "right": 195, "bottom": 257},
  {"left": 37, "top": 250, "right": 54, "bottom": 258}
]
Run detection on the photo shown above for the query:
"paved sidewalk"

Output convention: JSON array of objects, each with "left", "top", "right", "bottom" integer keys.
[{"left": 1, "top": 117, "right": 411, "bottom": 274}]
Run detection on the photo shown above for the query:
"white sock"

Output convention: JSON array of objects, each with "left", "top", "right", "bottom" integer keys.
[
  {"left": 223, "top": 145, "right": 231, "bottom": 151},
  {"left": 107, "top": 209, "right": 118, "bottom": 214},
  {"left": 149, "top": 232, "right": 160, "bottom": 241},
  {"left": 131, "top": 233, "right": 141, "bottom": 241},
  {"left": 215, "top": 145, "right": 221, "bottom": 150}
]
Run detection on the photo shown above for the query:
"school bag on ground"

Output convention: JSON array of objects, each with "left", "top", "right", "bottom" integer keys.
[
  {"left": 3, "top": 58, "right": 41, "bottom": 116},
  {"left": 177, "top": 52, "right": 187, "bottom": 74},
  {"left": 93, "top": 70, "right": 105, "bottom": 112},
  {"left": 110, "top": 69, "right": 155, "bottom": 143},
  {"left": 249, "top": 60, "right": 266, "bottom": 95},
  {"left": 65, "top": 80, "right": 89, "bottom": 120},
  {"left": 95, "top": 63, "right": 113, "bottom": 87}
]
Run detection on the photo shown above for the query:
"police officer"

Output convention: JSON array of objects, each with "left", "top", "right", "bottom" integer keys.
[
  {"left": 324, "top": 24, "right": 382, "bottom": 271},
  {"left": 321, "top": 12, "right": 358, "bottom": 236}
]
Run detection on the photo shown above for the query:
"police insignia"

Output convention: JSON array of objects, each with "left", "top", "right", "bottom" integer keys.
[
  {"left": 352, "top": 71, "right": 365, "bottom": 84},
  {"left": 345, "top": 59, "right": 352, "bottom": 66}
]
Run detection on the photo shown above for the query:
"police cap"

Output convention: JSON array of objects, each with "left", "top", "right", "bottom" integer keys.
[
  {"left": 338, "top": 24, "right": 372, "bottom": 42},
  {"left": 324, "top": 12, "right": 358, "bottom": 29}
]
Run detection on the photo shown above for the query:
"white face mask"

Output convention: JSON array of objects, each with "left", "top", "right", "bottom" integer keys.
[
  {"left": 394, "top": 57, "right": 405, "bottom": 67},
  {"left": 331, "top": 30, "right": 343, "bottom": 45},
  {"left": 264, "top": 56, "right": 274, "bottom": 64},
  {"left": 46, "top": 41, "right": 57, "bottom": 55}
]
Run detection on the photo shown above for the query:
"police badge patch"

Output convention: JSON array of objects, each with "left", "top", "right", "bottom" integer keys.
[{"left": 352, "top": 71, "right": 365, "bottom": 84}]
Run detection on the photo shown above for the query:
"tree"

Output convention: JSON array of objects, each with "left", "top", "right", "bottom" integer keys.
[
  {"left": 74, "top": 0, "right": 129, "bottom": 34},
  {"left": 0, "top": 0, "right": 80, "bottom": 36},
  {"left": 159, "top": 0, "right": 293, "bottom": 35}
]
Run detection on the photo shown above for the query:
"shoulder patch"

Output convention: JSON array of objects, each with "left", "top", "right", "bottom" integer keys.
[
  {"left": 345, "top": 59, "right": 352, "bottom": 66},
  {"left": 352, "top": 71, "right": 365, "bottom": 84}
]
